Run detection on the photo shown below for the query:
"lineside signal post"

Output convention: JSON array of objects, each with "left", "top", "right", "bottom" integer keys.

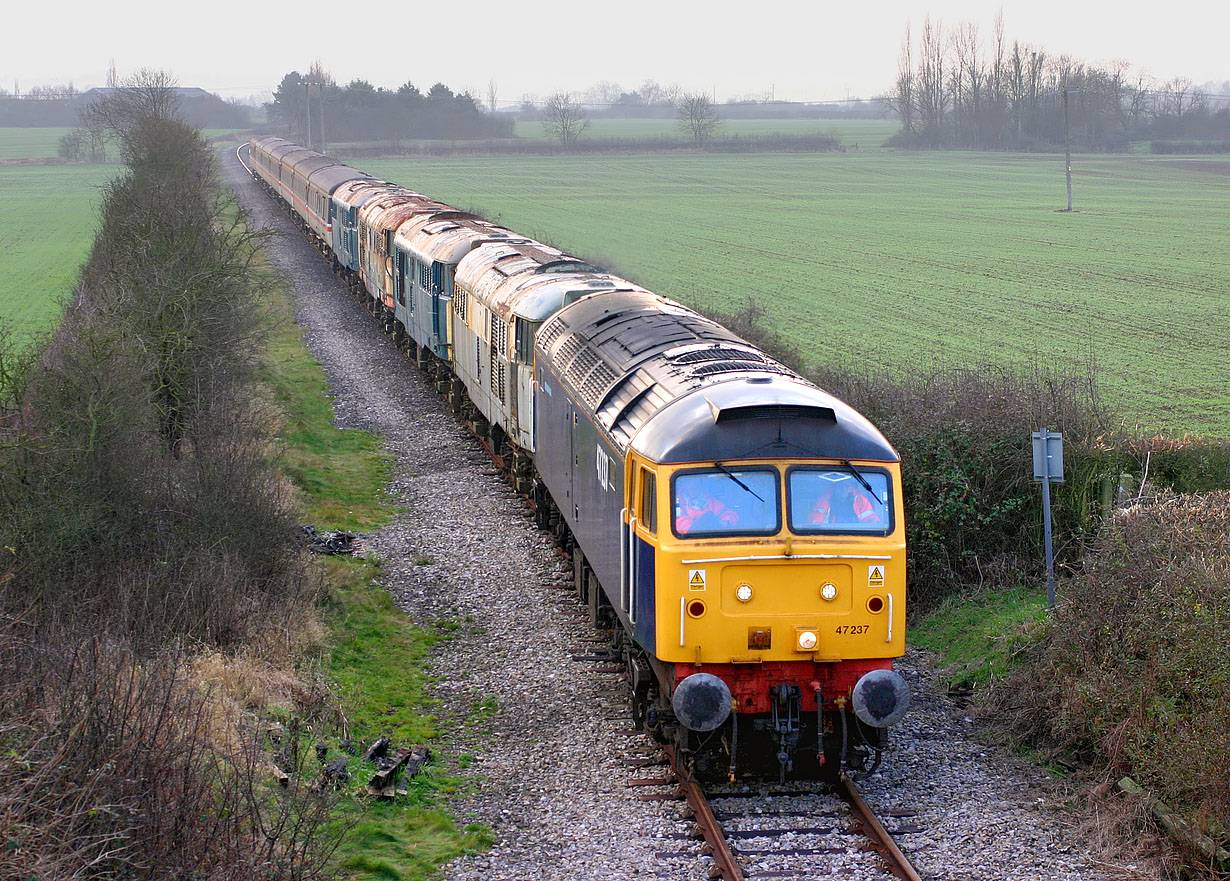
[{"left": 1033, "top": 428, "right": 1064, "bottom": 608}]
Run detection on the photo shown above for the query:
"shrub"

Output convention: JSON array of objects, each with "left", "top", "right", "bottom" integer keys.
[
  {"left": 0, "top": 621, "right": 341, "bottom": 880},
  {"left": 989, "top": 491, "right": 1230, "bottom": 839},
  {"left": 715, "top": 300, "right": 1122, "bottom": 607}
]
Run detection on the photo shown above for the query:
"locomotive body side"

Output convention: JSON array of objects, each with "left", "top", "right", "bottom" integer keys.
[{"left": 399, "top": 213, "right": 515, "bottom": 368}]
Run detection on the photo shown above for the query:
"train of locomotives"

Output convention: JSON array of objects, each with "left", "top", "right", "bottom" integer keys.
[{"left": 244, "top": 137, "right": 911, "bottom": 782}]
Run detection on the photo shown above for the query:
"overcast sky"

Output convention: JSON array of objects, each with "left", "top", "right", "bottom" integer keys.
[{"left": 7, "top": 0, "right": 1227, "bottom": 105}]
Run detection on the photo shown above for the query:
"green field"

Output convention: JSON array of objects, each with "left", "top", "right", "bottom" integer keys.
[
  {"left": 0, "top": 127, "right": 73, "bottom": 159},
  {"left": 0, "top": 128, "right": 247, "bottom": 161},
  {"left": 2, "top": 141, "right": 1226, "bottom": 436},
  {"left": 0, "top": 164, "right": 109, "bottom": 340},
  {"left": 513, "top": 117, "right": 898, "bottom": 149},
  {"left": 363, "top": 152, "right": 1230, "bottom": 436}
]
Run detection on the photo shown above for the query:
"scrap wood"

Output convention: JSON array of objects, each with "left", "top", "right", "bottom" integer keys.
[{"left": 367, "top": 746, "right": 431, "bottom": 798}]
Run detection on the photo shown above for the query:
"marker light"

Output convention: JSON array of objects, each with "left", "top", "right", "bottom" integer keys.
[
  {"left": 736, "top": 584, "right": 753, "bottom": 603},
  {"left": 820, "top": 583, "right": 838, "bottom": 601},
  {"left": 798, "top": 630, "right": 819, "bottom": 651}
]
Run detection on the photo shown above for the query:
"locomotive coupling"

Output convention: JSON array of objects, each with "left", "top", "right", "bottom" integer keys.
[
  {"left": 851, "top": 669, "right": 911, "bottom": 728},
  {"left": 672, "top": 673, "right": 733, "bottom": 732}
]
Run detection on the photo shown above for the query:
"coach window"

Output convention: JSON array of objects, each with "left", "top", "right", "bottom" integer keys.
[
  {"left": 639, "top": 468, "right": 657, "bottom": 535},
  {"left": 515, "top": 318, "right": 535, "bottom": 364}
]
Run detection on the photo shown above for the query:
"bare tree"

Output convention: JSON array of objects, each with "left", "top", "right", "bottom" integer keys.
[
  {"left": 81, "top": 68, "right": 181, "bottom": 159},
  {"left": 677, "top": 92, "right": 723, "bottom": 147},
  {"left": 916, "top": 17, "right": 947, "bottom": 145},
  {"left": 583, "top": 80, "right": 623, "bottom": 106},
  {"left": 542, "top": 92, "right": 589, "bottom": 145},
  {"left": 487, "top": 78, "right": 498, "bottom": 113},
  {"left": 885, "top": 24, "right": 916, "bottom": 136}
]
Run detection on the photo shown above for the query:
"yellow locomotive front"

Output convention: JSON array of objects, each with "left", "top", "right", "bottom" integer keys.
[{"left": 623, "top": 379, "right": 910, "bottom": 780}]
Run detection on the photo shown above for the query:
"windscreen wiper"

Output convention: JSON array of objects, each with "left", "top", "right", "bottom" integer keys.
[
  {"left": 714, "top": 462, "right": 764, "bottom": 502},
  {"left": 840, "top": 460, "right": 883, "bottom": 506}
]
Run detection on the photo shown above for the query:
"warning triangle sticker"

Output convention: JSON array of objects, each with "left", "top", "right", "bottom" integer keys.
[{"left": 690, "top": 571, "right": 705, "bottom": 585}]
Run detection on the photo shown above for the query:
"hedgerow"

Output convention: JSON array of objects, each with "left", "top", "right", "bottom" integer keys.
[{"left": 990, "top": 491, "right": 1230, "bottom": 849}]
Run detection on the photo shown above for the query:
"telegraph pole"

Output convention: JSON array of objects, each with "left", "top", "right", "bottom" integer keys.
[
  {"left": 317, "top": 87, "right": 326, "bottom": 153},
  {"left": 1063, "top": 89, "right": 1073, "bottom": 212},
  {"left": 304, "top": 82, "right": 313, "bottom": 149}
]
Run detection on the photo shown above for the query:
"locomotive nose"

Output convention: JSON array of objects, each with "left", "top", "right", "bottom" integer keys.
[
  {"left": 851, "top": 669, "right": 911, "bottom": 728},
  {"left": 672, "top": 672, "right": 733, "bottom": 731}
]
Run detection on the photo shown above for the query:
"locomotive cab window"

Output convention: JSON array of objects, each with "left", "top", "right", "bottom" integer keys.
[
  {"left": 787, "top": 466, "right": 892, "bottom": 535},
  {"left": 638, "top": 469, "right": 657, "bottom": 535},
  {"left": 672, "top": 467, "right": 779, "bottom": 538}
]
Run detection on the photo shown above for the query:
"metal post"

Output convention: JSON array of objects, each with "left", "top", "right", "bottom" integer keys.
[
  {"left": 1041, "top": 462, "right": 1055, "bottom": 608},
  {"left": 304, "top": 82, "right": 312, "bottom": 149},
  {"left": 318, "top": 86, "right": 326, "bottom": 153},
  {"left": 1033, "top": 427, "right": 1063, "bottom": 609},
  {"left": 1063, "top": 90, "right": 1073, "bottom": 212}
]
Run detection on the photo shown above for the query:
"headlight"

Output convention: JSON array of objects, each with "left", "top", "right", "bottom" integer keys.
[
  {"left": 735, "top": 584, "right": 753, "bottom": 603},
  {"left": 797, "top": 630, "right": 818, "bottom": 651},
  {"left": 820, "top": 582, "right": 838, "bottom": 601}
]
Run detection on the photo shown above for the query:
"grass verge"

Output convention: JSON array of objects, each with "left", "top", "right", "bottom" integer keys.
[
  {"left": 262, "top": 279, "right": 488, "bottom": 879},
  {"left": 909, "top": 583, "right": 1050, "bottom": 692}
]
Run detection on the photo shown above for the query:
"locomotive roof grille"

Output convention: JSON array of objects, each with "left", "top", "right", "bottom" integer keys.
[
  {"left": 691, "top": 361, "right": 795, "bottom": 378},
  {"left": 672, "top": 346, "right": 767, "bottom": 364}
]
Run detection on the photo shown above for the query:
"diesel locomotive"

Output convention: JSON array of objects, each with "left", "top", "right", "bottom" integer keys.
[{"left": 245, "top": 136, "right": 910, "bottom": 780}]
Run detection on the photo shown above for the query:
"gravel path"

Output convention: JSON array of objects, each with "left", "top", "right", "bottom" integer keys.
[{"left": 223, "top": 145, "right": 1131, "bottom": 881}]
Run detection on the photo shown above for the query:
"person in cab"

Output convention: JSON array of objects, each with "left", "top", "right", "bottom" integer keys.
[
  {"left": 675, "top": 483, "right": 739, "bottom": 534},
  {"left": 809, "top": 480, "right": 883, "bottom": 528}
]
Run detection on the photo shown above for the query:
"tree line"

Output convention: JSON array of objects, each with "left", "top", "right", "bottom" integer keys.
[
  {"left": 268, "top": 63, "right": 512, "bottom": 146},
  {"left": 884, "top": 14, "right": 1230, "bottom": 150}
]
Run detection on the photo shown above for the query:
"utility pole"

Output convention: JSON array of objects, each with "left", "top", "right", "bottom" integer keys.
[
  {"left": 1062, "top": 89, "right": 1073, "bottom": 212},
  {"left": 304, "top": 82, "right": 312, "bottom": 149},
  {"left": 312, "top": 86, "right": 322, "bottom": 153}
]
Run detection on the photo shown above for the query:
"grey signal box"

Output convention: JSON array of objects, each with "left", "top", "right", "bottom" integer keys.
[{"left": 1032, "top": 430, "right": 1064, "bottom": 483}]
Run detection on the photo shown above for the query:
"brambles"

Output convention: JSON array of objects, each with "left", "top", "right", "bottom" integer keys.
[{"left": 991, "top": 491, "right": 1230, "bottom": 852}]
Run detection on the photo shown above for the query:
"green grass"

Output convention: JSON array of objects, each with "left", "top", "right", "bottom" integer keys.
[
  {"left": 363, "top": 151, "right": 1230, "bottom": 437},
  {"left": 513, "top": 116, "right": 897, "bottom": 148},
  {"left": 262, "top": 285, "right": 393, "bottom": 532},
  {"left": 0, "top": 128, "right": 248, "bottom": 160},
  {"left": 261, "top": 275, "right": 485, "bottom": 879},
  {"left": 0, "top": 163, "right": 112, "bottom": 341},
  {"left": 0, "top": 127, "right": 74, "bottom": 159},
  {"left": 910, "top": 584, "right": 1050, "bottom": 690}
]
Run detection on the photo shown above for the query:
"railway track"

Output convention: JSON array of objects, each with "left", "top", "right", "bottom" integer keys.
[{"left": 624, "top": 745, "right": 925, "bottom": 881}]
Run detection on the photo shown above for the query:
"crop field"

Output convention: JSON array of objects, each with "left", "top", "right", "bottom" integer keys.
[
  {"left": 0, "top": 164, "right": 109, "bottom": 340},
  {"left": 0, "top": 127, "right": 73, "bottom": 159},
  {"left": 0, "top": 128, "right": 246, "bottom": 161},
  {"left": 513, "top": 117, "right": 898, "bottom": 149},
  {"left": 365, "top": 152, "right": 1230, "bottom": 436}
]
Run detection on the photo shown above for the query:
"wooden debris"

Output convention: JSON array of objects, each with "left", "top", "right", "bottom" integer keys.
[
  {"left": 1118, "top": 776, "right": 1230, "bottom": 869},
  {"left": 363, "top": 736, "right": 391, "bottom": 763},
  {"left": 367, "top": 746, "right": 431, "bottom": 799}
]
